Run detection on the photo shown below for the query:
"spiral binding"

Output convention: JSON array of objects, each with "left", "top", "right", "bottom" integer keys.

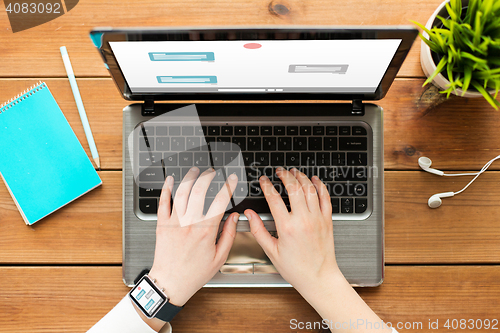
[{"left": 0, "top": 81, "right": 45, "bottom": 114}]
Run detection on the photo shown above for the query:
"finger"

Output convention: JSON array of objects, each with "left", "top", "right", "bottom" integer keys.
[
  {"left": 275, "top": 167, "right": 308, "bottom": 213},
  {"left": 246, "top": 209, "right": 277, "bottom": 257},
  {"left": 289, "top": 168, "right": 320, "bottom": 213},
  {"left": 184, "top": 168, "right": 217, "bottom": 216},
  {"left": 158, "top": 175, "right": 174, "bottom": 220},
  {"left": 215, "top": 212, "right": 239, "bottom": 264},
  {"left": 311, "top": 175, "right": 332, "bottom": 217},
  {"left": 205, "top": 173, "right": 238, "bottom": 222},
  {"left": 172, "top": 167, "right": 200, "bottom": 216},
  {"left": 259, "top": 175, "right": 289, "bottom": 226}
]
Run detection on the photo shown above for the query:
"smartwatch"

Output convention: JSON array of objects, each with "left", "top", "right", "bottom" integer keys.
[{"left": 129, "top": 274, "right": 183, "bottom": 322}]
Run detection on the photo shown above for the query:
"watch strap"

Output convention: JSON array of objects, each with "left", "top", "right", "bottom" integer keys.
[{"left": 155, "top": 300, "right": 183, "bottom": 322}]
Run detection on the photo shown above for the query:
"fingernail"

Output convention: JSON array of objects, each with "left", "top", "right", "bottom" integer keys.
[
  {"left": 291, "top": 167, "right": 298, "bottom": 172},
  {"left": 229, "top": 173, "right": 237, "bottom": 180},
  {"left": 260, "top": 175, "right": 269, "bottom": 181},
  {"left": 233, "top": 213, "right": 240, "bottom": 223},
  {"left": 190, "top": 166, "right": 199, "bottom": 172},
  {"left": 276, "top": 167, "right": 284, "bottom": 172},
  {"left": 166, "top": 175, "right": 174, "bottom": 185},
  {"left": 244, "top": 211, "right": 252, "bottom": 221},
  {"left": 312, "top": 175, "right": 319, "bottom": 180}
]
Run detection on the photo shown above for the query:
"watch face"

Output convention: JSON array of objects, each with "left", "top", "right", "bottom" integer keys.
[{"left": 129, "top": 276, "right": 167, "bottom": 318}]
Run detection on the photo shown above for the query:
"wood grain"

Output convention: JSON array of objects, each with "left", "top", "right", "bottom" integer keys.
[
  {"left": 0, "top": 0, "right": 447, "bottom": 78},
  {"left": 381, "top": 80, "right": 500, "bottom": 171},
  {"left": 385, "top": 171, "right": 500, "bottom": 264},
  {"left": 1, "top": 171, "right": 499, "bottom": 264},
  {"left": 1, "top": 79, "right": 499, "bottom": 171},
  {"left": 0, "top": 172, "right": 122, "bottom": 263},
  {"left": 0, "top": 266, "right": 499, "bottom": 333},
  {"left": 1, "top": 1, "right": 500, "bottom": 330}
]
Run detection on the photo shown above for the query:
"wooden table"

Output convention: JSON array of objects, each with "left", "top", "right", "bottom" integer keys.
[{"left": 1, "top": 1, "right": 499, "bottom": 332}]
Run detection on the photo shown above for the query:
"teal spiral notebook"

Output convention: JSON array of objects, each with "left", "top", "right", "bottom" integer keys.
[{"left": 0, "top": 82, "right": 102, "bottom": 225}]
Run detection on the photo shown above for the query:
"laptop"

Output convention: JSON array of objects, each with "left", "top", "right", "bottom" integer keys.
[{"left": 90, "top": 26, "right": 417, "bottom": 287}]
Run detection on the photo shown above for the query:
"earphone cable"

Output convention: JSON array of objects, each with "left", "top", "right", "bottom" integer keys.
[{"left": 454, "top": 155, "right": 500, "bottom": 195}]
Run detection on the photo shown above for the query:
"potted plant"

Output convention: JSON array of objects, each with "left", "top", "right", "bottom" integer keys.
[{"left": 412, "top": 0, "right": 500, "bottom": 109}]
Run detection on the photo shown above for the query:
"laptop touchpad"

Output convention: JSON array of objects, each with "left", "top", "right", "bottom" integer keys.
[{"left": 220, "top": 232, "right": 278, "bottom": 274}]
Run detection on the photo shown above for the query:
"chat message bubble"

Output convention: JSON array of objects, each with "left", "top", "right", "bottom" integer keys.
[
  {"left": 149, "top": 52, "right": 215, "bottom": 61},
  {"left": 288, "top": 64, "right": 349, "bottom": 74}
]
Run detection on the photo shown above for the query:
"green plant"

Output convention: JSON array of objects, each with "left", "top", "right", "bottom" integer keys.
[{"left": 412, "top": 0, "right": 500, "bottom": 109}]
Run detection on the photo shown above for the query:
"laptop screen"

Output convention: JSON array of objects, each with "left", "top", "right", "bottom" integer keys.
[
  {"left": 109, "top": 39, "right": 401, "bottom": 94},
  {"left": 92, "top": 27, "right": 417, "bottom": 100}
]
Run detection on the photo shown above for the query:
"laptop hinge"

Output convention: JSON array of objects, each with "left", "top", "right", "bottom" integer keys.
[
  {"left": 351, "top": 99, "right": 365, "bottom": 116},
  {"left": 142, "top": 99, "right": 155, "bottom": 116}
]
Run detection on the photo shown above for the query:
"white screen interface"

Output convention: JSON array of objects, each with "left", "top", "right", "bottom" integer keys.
[
  {"left": 110, "top": 39, "right": 402, "bottom": 94},
  {"left": 131, "top": 279, "right": 165, "bottom": 316}
]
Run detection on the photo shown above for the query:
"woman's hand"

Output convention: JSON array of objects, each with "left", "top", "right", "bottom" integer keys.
[
  {"left": 148, "top": 167, "right": 240, "bottom": 307},
  {"left": 245, "top": 167, "right": 342, "bottom": 295}
]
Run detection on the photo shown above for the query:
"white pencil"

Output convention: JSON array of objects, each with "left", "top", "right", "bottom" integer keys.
[{"left": 60, "top": 46, "right": 101, "bottom": 170}]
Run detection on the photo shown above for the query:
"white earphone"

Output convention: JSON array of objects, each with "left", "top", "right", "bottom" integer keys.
[{"left": 418, "top": 155, "right": 500, "bottom": 208}]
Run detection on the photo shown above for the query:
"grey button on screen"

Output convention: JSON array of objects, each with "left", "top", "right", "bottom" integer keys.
[{"left": 288, "top": 64, "right": 349, "bottom": 74}]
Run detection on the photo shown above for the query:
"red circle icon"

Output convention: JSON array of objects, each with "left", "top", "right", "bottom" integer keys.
[{"left": 244, "top": 43, "right": 262, "bottom": 49}]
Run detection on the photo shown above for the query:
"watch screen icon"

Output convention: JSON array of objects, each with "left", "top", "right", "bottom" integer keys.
[{"left": 136, "top": 289, "right": 146, "bottom": 300}]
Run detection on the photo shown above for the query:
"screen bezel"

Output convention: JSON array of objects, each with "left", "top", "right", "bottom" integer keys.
[
  {"left": 90, "top": 26, "right": 417, "bottom": 101},
  {"left": 129, "top": 275, "right": 167, "bottom": 318}
]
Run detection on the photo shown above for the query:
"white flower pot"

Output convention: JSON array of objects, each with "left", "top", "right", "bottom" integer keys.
[{"left": 420, "top": 0, "right": 488, "bottom": 98}]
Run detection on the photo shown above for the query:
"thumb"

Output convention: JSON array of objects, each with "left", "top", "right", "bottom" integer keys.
[
  {"left": 215, "top": 212, "right": 239, "bottom": 264},
  {"left": 245, "top": 209, "right": 277, "bottom": 257}
]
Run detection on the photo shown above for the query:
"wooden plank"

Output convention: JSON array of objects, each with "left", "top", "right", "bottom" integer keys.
[
  {"left": 0, "top": 265, "right": 499, "bottom": 332},
  {"left": 381, "top": 79, "right": 500, "bottom": 171},
  {"left": 0, "top": 267, "right": 130, "bottom": 333},
  {"left": 0, "top": 172, "right": 122, "bottom": 264},
  {"left": 0, "top": 79, "right": 129, "bottom": 170},
  {"left": 1, "top": 79, "right": 499, "bottom": 171},
  {"left": 1, "top": 171, "right": 499, "bottom": 264},
  {"left": 0, "top": 0, "right": 444, "bottom": 78},
  {"left": 385, "top": 171, "right": 500, "bottom": 264}
]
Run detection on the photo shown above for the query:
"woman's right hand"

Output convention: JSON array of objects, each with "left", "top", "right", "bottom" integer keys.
[{"left": 245, "top": 167, "right": 344, "bottom": 296}]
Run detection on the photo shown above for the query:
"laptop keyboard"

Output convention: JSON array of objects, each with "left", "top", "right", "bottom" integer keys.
[{"left": 136, "top": 121, "right": 370, "bottom": 218}]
